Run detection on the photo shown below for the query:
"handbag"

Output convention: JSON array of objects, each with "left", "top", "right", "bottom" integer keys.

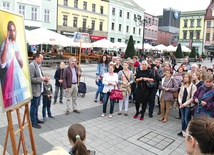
[
  {"left": 110, "top": 86, "right": 123, "bottom": 100},
  {"left": 172, "top": 78, "right": 178, "bottom": 100},
  {"left": 190, "top": 105, "right": 196, "bottom": 116},
  {"left": 146, "top": 81, "right": 156, "bottom": 88}
]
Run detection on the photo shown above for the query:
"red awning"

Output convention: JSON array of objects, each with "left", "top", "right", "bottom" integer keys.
[{"left": 90, "top": 35, "right": 106, "bottom": 40}]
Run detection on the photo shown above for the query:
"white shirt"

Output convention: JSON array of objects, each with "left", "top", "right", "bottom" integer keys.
[{"left": 102, "top": 72, "right": 118, "bottom": 93}]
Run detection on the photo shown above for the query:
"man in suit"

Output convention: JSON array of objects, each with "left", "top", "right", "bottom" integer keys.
[
  {"left": 63, "top": 57, "right": 81, "bottom": 115},
  {"left": 29, "top": 53, "right": 47, "bottom": 129}
]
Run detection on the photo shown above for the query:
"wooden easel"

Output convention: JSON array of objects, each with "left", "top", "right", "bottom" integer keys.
[{"left": 3, "top": 102, "right": 36, "bottom": 155}]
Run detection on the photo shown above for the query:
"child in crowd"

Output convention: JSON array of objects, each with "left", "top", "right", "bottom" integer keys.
[
  {"left": 68, "top": 124, "right": 96, "bottom": 155},
  {"left": 42, "top": 76, "right": 54, "bottom": 121}
]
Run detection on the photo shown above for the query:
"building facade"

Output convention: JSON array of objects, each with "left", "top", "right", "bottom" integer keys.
[
  {"left": 204, "top": 0, "right": 214, "bottom": 55},
  {"left": 107, "top": 0, "right": 144, "bottom": 44},
  {"left": 179, "top": 10, "right": 206, "bottom": 55},
  {"left": 144, "top": 13, "right": 159, "bottom": 45},
  {"left": 58, "top": 0, "right": 109, "bottom": 42},
  {"left": 1, "top": 0, "right": 57, "bottom": 31},
  {"left": 157, "top": 30, "right": 174, "bottom": 46}
]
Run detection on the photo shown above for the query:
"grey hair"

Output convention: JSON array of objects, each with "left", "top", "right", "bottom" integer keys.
[
  {"left": 191, "top": 63, "right": 198, "bottom": 68},
  {"left": 69, "top": 57, "right": 76, "bottom": 62}
]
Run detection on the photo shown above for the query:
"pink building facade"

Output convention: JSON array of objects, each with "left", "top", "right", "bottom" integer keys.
[{"left": 158, "top": 30, "right": 174, "bottom": 46}]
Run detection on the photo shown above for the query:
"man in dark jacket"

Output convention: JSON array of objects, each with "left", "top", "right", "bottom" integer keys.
[
  {"left": 53, "top": 62, "right": 65, "bottom": 104},
  {"left": 63, "top": 57, "right": 81, "bottom": 115}
]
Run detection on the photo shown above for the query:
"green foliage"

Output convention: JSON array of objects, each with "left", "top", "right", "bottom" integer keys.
[
  {"left": 201, "top": 52, "right": 207, "bottom": 59},
  {"left": 174, "top": 44, "right": 184, "bottom": 58},
  {"left": 189, "top": 46, "right": 197, "bottom": 58},
  {"left": 196, "top": 52, "right": 199, "bottom": 58},
  {"left": 124, "top": 35, "right": 136, "bottom": 59},
  {"left": 183, "top": 52, "right": 190, "bottom": 57}
]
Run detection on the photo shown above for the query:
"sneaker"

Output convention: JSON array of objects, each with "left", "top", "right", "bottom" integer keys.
[
  {"left": 43, "top": 117, "right": 47, "bottom": 121},
  {"left": 37, "top": 120, "right": 44, "bottom": 124},
  {"left": 109, "top": 114, "right": 113, "bottom": 118},
  {"left": 175, "top": 116, "right": 181, "bottom": 119},
  {"left": 53, "top": 101, "right": 56, "bottom": 105},
  {"left": 65, "top": 110, "right": 70, "bottom": 115},
  {"left": 48, "top": 115, "right": 55, "bottom": 118},
  {"left": 149, "top": 114, "right": 153, "bottom": 118},
  {"left": 94, "top": 99, "right": 98, "bottom": 102},
  {"left": 101, "top": 113, "right": 106, "bottom": 117},
  {"left": 59, "top": 101, "right": 63, "bottom": 104},
  {"left": 73, "top": 110, "right": 80, "bottom": 114},
  {"left": 32, "top": 124, "right": 41, "bottom": 129},
  {"left": 118, "top": 111, "right": 122, "bottom": 115},
  {"left": 99, "top": 101, "right": 103, "bottom": 104},
  {"left": 177, "top": 131, "right": 183, "bottom": 137},
  {"left": 124, "top": 112, "right": 128, "bottom": 116}
]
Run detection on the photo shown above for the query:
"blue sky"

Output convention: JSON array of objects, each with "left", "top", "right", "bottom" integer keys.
[{"left": 133, "top": 0, "right": 211, "bottom": 15}]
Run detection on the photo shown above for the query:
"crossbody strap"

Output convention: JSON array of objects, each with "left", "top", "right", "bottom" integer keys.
[{"left": 122, "top": 71, "right": 130, "bottom": 82}]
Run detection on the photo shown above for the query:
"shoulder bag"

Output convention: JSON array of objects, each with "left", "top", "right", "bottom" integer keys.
[
  {"left": 146, "top": 70, "right": 156, "bottom": 88},
  {"left": 172, "top": 78, "right": 178, "bottom": 100},
  {"left": 110, "top": 85, "right": 123, "bottom": 100}
]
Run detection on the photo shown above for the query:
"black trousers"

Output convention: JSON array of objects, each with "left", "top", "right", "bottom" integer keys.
[{"left": 147, "top": 88, "right": 158, "bottom": 115}]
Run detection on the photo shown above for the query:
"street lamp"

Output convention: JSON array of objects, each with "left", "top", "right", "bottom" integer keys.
[{"left": 134, "top": 15, "right": 154, "bottom": 55}]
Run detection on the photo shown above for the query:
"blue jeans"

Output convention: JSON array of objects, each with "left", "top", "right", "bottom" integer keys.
[
  {"left": 180, "top": 107, "right": 191, "bottom": 131},
  {"left": 42, "top": 97, "right": 52, "bottom": 117},
  {"left": 30, "top": 96, "right": 41, "bottom": 125},
  {"left": 103, "top": 92, "right": 115, "bottom": 114},
  {"left": 95, "top": 89, "right": 103, "bottom": 101},
  {"left": 54, "top": 86, "right": 63, "bottom": 102}
]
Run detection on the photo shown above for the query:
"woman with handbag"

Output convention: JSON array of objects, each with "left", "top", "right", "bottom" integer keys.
[
  {"left": 134, "top": 61, "right": 154, "bottom": 121},
  {"left": 101, "top": 63, "right": 118, "bottom": 118},
  {"left": 193, "top": 74, "right": 214, "bottom": 118},
  {"left": 159, "top": 69, "right": 179, "bottom": 123},
  {"left": 177, "top": 73, "right": 197, "bottom": 137},
  {"left": 118, "top": 61, "right": 134, "bottom": 116}
]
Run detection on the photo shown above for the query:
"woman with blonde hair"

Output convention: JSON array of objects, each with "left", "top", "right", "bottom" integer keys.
[
  {"left": 177, "top": 73, "right": 197, "bottom": 137},
  {"left": 118, "top": 61, "right": 134, "bottom": 116}
]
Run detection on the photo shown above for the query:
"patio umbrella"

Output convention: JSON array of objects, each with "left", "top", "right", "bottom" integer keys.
[
  {"left": 166, "top": 45, "right": 177, "bottom": 52},
  {"left": 181, "top": 45, "right": 191, "bottom": 52},
  {"left": 151, "top": 44, "right": 167, "bottom": 51},
  {"left": 112, "top": 42, "right": 127, "bottom": 48},
  {"left": 91, "top": 38, "right": 114, "bottom": 48},
  {"left": 134, "top": 43, "right": 152, "bottom": 50}
]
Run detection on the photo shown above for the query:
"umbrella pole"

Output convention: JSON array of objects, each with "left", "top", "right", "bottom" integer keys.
[{"left": 78, "top": 41, "right": 82, "bottom": 85}]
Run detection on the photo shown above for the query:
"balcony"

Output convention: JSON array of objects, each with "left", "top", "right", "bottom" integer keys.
[{"left": 79, "top": 27, "right": 93, "bottom": 34}]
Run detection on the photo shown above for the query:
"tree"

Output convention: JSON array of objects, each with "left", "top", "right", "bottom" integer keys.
[
  {"left": 124, "top": 35, "right": 136, "bottom": 59},
  {"left": 174, "top": 43, "right": 184, "bottom": 58},
  {"left": 201, "top": 52, "right": 207, "bottom": 59},
  {"left": 189, "top": 46, "right": 197, "bottom": 58}
]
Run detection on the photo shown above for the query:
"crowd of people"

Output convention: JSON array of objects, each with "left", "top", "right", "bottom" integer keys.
[{"left": 28, "top": 52, "right": 214, "bottom": 154}]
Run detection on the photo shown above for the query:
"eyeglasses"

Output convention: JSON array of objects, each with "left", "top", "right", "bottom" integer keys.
[{"left": 183, "top": 131, "right": 198, "bottom": 144}]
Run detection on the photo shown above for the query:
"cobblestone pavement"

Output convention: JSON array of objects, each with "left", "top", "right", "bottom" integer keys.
[{"left": 0, "top": 59, "right": 213, "bottom": 155}]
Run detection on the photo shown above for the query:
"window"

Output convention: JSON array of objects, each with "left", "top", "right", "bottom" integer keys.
[
  {"left": 112, "top": 8, "right": 115, "bottom": 15},
  {"left": 100, "top": 6, "right": 103, "bottom": 14},
  {"left": 197, "top": 19, "right": 201, "bottom": 27},
  {"left": 119, "top": 10, "right": 122, "bottom": 17},
  {"left": 126, "top": 26, "right": 129, "bottom": 33},
  {"left": 91, "top": 20, "right": 95, "bottom": 30},
  {"left": 73, "top": 17, "right": 77, "bottom": 27},
  {"left": 111, "top": 22, "right": 114, "bottom": 30},
  {"left": 31, "top": 7, "right": 37, "bottom": 20},
  {"left": 190, "top": 20, "right": 194, "bottom": 27},
  {"left": 82, "top": 19, "right": 87, "bottom": 28},
  {"left": 19, "top": 5, "right": 25, "bottom": 17},
  {"left": 206, "top": 33, "right": 210, "bottom": 41},
  {"left": 189, "top": 31, "right": 194, "bottom": 39},
  {"left": 119, "top": 24, "right": 122, "bottom": 31},
  {"left": 127, "top": 12, "right": 129, "bottom": 19},
  {"left": 99, "top": 22, "right": 103, "bottom": 31},
  {"left": 63, "top": 15, "right": 68, "bottom": 26},
  {"left": 133, "top": 27, "right": 136, "bottom": 34},
  {"left": 184, "top": 20, "right": 188, "bottom": 27},
  {"left": 207, "top": 21, "right": 211, "bottom": 28},
  {"left": 118, "top": 39, "right": 121, "bottom": 42},
  {"left": 74, "top": 0, "right": 78, "bottom": 8},
  {"left": 110, "top": 38, "right": 115, "bottom": 43},
  {"left": 64, "top": 0, "right": 68, "bottom": 6},
  {"left": 83, "top": 1, "right": 87, "bottom": 10},
  {"left": 196, "top": 30, "right": 200, "bottom": 39},
  {"left": 139, "top": 28, "right": 141, "bottom": 35},
  {"left": 44, "top": 9, "right": 50, "bottom": 22},
  {"left": 92, "top": 4, "right": 96, "bottom": 12},
  {"left": 183, "top": 31, "right": 187, "bottom": 39},
  {"left": 3, "top": 2, "right": 10, "bottom": 10}
]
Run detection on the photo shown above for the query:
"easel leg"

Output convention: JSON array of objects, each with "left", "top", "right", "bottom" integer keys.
[{"left": 3, "top": 126, "right": 9, "bottom": 155}]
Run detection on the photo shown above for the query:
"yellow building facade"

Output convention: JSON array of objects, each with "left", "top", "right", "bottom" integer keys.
[
  {"left": 179, "top": 10, "right": 206, "bottom": 54},
  {"left": 58, "top": 0, "right": 109, "bottom": 41}
]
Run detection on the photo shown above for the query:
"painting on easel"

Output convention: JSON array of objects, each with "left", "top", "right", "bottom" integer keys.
[{"left": 0, "top": 9, "right": 32, "bottom": 112}]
